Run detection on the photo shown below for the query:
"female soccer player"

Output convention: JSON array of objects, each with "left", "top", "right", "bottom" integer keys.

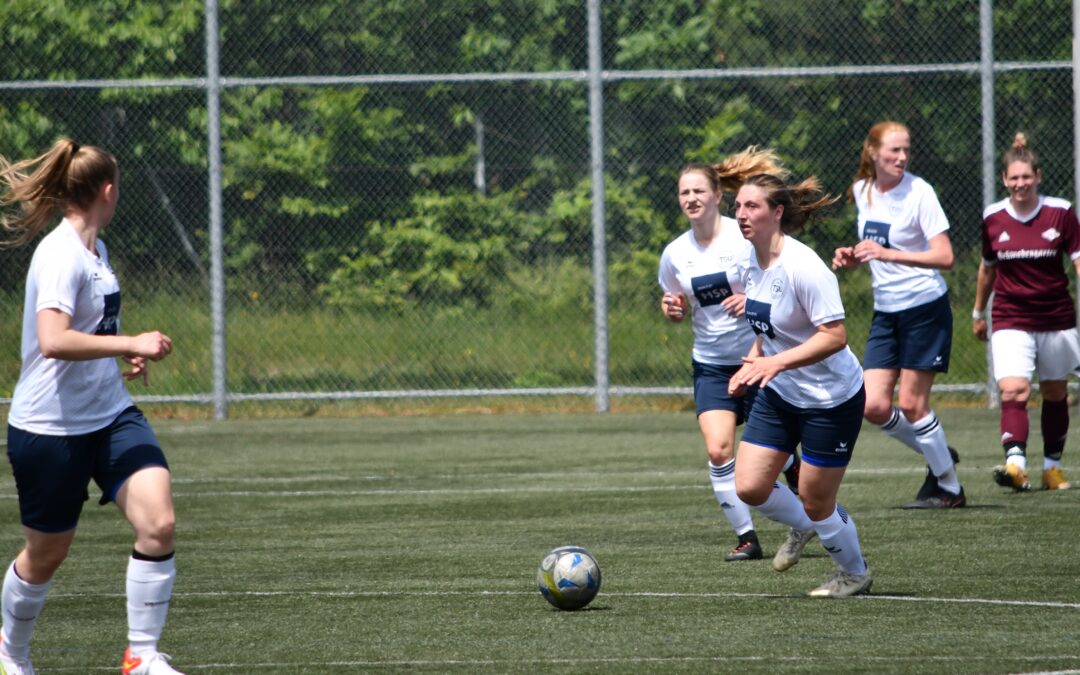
[
  {"left": 832, "top": 120, "right": 964, "bottom": 509},
  {"left": 658, "top": 150, "right": 800, "bottom": 562},
  {"left": 730, "top": 172, "right": 872, "bottom": 597},
  {"left": 0, "top": 139, "right": 184, "bottom": 674},
  {"left": 974, "top": 132, "right": 1080, "bottom": 492}
]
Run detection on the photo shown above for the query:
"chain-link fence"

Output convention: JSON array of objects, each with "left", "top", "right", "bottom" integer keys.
[{"left": 0, "top": 1, "right": 1074, "bottom": 416}]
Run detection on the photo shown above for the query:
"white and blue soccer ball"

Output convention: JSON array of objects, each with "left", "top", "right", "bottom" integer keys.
[{"left": 536, "top": 545, "right": 601, "bottom": 611}]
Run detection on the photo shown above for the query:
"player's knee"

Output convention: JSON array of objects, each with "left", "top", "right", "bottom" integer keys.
[
  {"left": 706, "top": 442, "right": 735, "bottom": 465},
  {"left": 139, "top": 514, "right": 176, "bottom": 550},
  {"left": 863, "top": 398, "right": 892, "bottom": 425},
  {"left": 735, "top": 482, "right": 770, "bottom": 507},
  {"left": 22, "top": 544, "right": 70, "bottom": 580}
]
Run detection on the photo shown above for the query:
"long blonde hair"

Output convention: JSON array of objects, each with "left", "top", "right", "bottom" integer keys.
[
  {"left": 0, "top": 138, "right": 118, "bottom": 248},
  {"left": 849, "top": 120, "right": 909, "bottom": 203}
]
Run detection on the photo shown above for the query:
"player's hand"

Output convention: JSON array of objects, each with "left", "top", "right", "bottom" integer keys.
[
  {"left": 661, "top": 292, "right": 688, "bottom": 322},
  {"left": 730, "top": 354, "right": 785, "bottom": 392},
  {"left": 721, "top": 293, "right": 746, "bottom": 318},
  {"left": 832, "top": 246, "right": 859, "bottom": 269},
  {"left": 973, "top": 318, "right": 988, "bottom": 341},
  {"left": 130, "top": 331, "right": 173, "bottom": 361},
  {"left": 853, "top": 240, "right": 890, "bottom": 263},
  {"left": 122, "top": 355, "right": 150, "bottom": 384}
]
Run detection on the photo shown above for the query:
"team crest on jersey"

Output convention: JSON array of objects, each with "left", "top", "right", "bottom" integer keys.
[
  {"left": 770, "top": 279, "right": 784, "bottom": 297},
  {"left": 716, "top": 252, "right": 734, "bottom": 266},
  {"left": 998, "top": 231, "right": 1010, "bottom": 243},
  {"left": 1042, "top": 228, "right": 1061, "bottom": 241}
]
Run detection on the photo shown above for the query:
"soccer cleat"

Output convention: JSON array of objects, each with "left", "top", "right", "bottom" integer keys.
[
  {"left": 783, "top": 454, "right": 801, "bottom": 496},
  {"left": 992, "top": 463, "right": 1031, "bottom": 492},
  {"left": 122, "top": 648, "right": 184, "bottom": 675},
  {"left": 809, "top": 561, "right": 873, "bottom": 598},
  {"left": 901, "top": 485, "right": 966, "bottom": 509},
  {"left": 1042, "top": 467, "right": 1071, "bottom": 490},
  {"left": 0, "top": 639, "right": 35, "bottom": 675},
  {"left": 914, "top": 446, "right": 961, "bottom": 501},
  {"left": 723, "top": 533, "right": 763, "bottom": 562},
  {"left": 772, "top": 527, "right": 817, "bottom": 572}
]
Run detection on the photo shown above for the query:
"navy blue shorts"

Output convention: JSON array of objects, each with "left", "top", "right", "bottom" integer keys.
[
  {"left": 863, "top": 293, "right": 952, "bottom": 372},
  {"left": 693, "top": 361, "right": 757, "bottom": 423},
  {"left": 741, "top": 386, "right": 866, "bottom": 468},
  {"left": 6, "top": 406, "right": 168, "bottom": 533}
]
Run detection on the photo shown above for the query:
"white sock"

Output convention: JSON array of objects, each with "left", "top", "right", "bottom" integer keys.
[
  {"left": 1, "top": 562, "right": 51, "bottom": 660},
  {"left": 1044, "top": 457, "right": 1061, "bottom": 471},
  {"left": 880, "top": 406, "right": 920, "bottom": 454},
  {"left": 812, "top": 505, "right": 867, "bottom": 575},
  {"left": 753, "top": 483, "right": 813, "bottom": 530},
  {"left": 709, "top": 461, "right": 754, "bottom": 536},
  {"left": 127, "top": 555, "right": 176, "bottom": 656},
  {"left": 912, "top": 411, "right": 957, "bottom": 486},
  {"left": 1006, "top": 449, "right": 1023, "bottom": 470}
]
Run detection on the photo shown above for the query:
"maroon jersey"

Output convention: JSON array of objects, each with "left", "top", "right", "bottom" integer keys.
[{"left": 981, "top": 196, "right": 1080, "bottom": 331}]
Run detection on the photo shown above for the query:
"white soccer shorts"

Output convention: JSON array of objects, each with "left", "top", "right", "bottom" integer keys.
[{"left": 990, "top": 327, "right": 1080, "bottom": 382}]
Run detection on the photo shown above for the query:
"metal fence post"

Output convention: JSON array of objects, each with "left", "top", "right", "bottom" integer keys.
[
  {"left": 588, "top": 0, "right": 609, "bottom": 412},
  {"left": 206, "top": 0, "right": 228, "bottom": 419}
]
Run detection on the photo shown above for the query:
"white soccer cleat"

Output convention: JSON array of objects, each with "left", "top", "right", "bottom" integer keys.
[
  {"left": 809, "top": 562, "right": 873, "bottom": 598},
  {"left": 772, "top": 527, "right": 817, "bottom": 572},
  {"left": 122, "top": 648, "right": 184, "bottom": 675}
]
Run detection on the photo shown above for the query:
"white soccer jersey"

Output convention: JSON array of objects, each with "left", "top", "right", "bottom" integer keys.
[
  {"left": 658, "top": 217, "right": 757, "bottom": 365},
  {"left": 8, "top": 220, "right": 133, "bottom": 435},
  {"left": 743, "top": 236, "right": 864, "bottom": 408},
  {"left": 852, "top": 172, "right": 950, "bottom": 312}
]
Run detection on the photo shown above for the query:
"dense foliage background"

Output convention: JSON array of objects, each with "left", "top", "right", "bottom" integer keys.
[{"left": 0, "top": 0, "right": 1074, "bottom": 403}]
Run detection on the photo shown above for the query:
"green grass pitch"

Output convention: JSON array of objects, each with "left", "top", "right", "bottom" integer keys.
[{"left": 1, "top": 407, "right": 1078, "bottom": 673}]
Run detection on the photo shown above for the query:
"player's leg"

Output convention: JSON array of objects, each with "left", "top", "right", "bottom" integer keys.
[
  {"left": 701, "top": 409, "right": 761, "bottom": 561},
  {"left": 799, "top": 389, "right": 872, "bottom": 597},
  {"left": 991, "top": 329, "right": 1036, "bottom": 491},
  {"left": 1034, "top": 328, "right": 1080, "bottom": 490},
  {"left": 1, "top": 528, "right": 74, "bottom": 671},
  {"left": 694, "top": 362, "right": 761, "bottom": 561},
  {"left": 735, "top": 388, "right": 815, "bottom": 571},
  {"left": 97, "top": 407, "right": 183, "bottom": 675},
  {"left": 2, "top": 425, "right": 91, "bottom": 671},
  {"left": 897, "top": 369, "right": 964, "bottom": 507},
  {"left": 1038, "top": 380, "right": 1070, "bottom": 489}
]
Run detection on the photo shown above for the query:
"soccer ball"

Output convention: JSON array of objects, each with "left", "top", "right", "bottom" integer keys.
[{"left": 536, "top": 545, "right": 601, "bottom": 611}]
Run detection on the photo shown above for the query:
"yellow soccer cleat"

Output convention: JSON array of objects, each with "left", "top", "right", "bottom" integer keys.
[
  {"left": 992, "top": 463, "right": 1031, "bottom": 492},
  {"left": 1042, "top": 466, "right": 1071, "bottom": 490}
]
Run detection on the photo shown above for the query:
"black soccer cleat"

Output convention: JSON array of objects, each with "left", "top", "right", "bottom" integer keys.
[
  {"left": 901, "top": 485, "right": 966, "bottom": 509},
  {"left": 914, "top": 446, "right": 960, "bottom": 501},
  {"left": 724, "top": 532, "right": 763, "bottom": 561}
]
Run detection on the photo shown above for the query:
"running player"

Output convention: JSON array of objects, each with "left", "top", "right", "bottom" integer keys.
[
  {"left": 658, "top": 149, "right": 801, "bottom": 562},
  {"left": 730, "top": 172, "right": 872, "bottom": 597},
  {"left": 0, "top": 138, "right": 184, "bottom": 674},
  {"left": 832, "top": 120, "right": 964, "bottom": 509}
]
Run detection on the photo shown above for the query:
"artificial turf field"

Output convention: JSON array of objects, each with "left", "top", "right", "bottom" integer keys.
[{"left": 1, "top": 407, "right": 1078, "bottom": 673}]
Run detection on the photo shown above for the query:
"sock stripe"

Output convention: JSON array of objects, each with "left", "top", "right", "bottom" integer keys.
[
  {"left": 914, "top": 415, "right": 940, "bottom": 436},
  {"left": 837, "top": 504, "right": 850, "bottom": 524},
  {"left": 882, "top": 406, "right": 901, "bottom": 431},
  {"left": 708, "top": 461, "right": 735, "bottom": 479}
]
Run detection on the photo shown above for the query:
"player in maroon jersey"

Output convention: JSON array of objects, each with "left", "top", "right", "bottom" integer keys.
[{"left": 974, "top": 132, "right": 1080, "bottom": 492}]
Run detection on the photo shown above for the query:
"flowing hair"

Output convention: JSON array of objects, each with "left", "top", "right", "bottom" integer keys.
[
  {"left": 0, "top": 138, "right": 118, "bottom": 248},
  {"left": 849, "top": 120, "right": 909, "bottom": 204},
  {"left": 742, "top": 173, "right": 839, "bottom": 236},
  {"left": 677, "top": 146, "right": 792, "bottom": 212}
]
